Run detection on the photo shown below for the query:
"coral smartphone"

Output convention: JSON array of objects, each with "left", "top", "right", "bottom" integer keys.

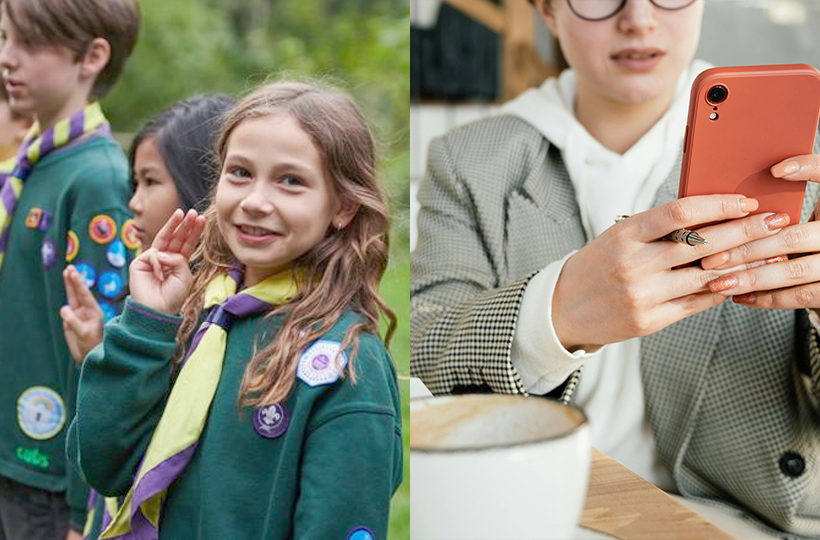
[{"left": 678, "top": 64, "right": 820, "bottom": 225}]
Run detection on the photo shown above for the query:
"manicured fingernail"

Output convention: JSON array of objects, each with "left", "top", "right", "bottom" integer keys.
[
  {"left": 764, "top": 213, "right": 790, "bottom": 231},
  {"left": 771, "top": 161, "right": 799, "bottom": 177},
  {"left": 739, "top": 198, "right": 758, "bottom": 213},
  {"left": 703, "top": 251, "right": 729, "bottom": 270},
  {"left": 733, "top": 293, "right": 756, "bottom": 304},
  {"left": 766, "top": 255, "right": 789, "bottom": 264},
  {"left": 708, "top": 274, "right": 737, "bottom": 293}
]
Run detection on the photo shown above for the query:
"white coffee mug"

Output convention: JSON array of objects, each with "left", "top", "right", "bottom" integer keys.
[{"left": 411, "top": 394, "right": 591, "bottom": 540}]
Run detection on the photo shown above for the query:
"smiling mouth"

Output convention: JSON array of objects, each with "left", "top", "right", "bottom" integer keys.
[{"left": 237, "top": 224, "right": 277, "bottom": 237}]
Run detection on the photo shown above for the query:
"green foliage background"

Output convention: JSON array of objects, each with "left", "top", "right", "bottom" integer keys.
[{"left": 103, "top": 1, "right": 410, "bottom": 537}]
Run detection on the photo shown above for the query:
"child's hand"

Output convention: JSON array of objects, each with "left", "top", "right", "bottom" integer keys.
[
  {"left": 129, "top": 209, "right": 206, "bottom": 314},
  {"left": 59, "top": 265, "right": 104, "bottom": 364}
]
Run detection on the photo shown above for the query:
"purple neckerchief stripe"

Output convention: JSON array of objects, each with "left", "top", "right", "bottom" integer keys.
[
  {"left": 0, "top": 228, "right": 9, "bottom": 252},
  {"left": 109, "top": 509, "right": 158, "bottom": 540},
  {"left": 131, "top": 443, "right": 198, "bottom": 511},
  {"left": 0, "top": 185, "right": 17, "bottom": 216},
  {"left": 40, "top": 128, "right": 55, "bottom": 155},
  {"left": 70, "top": 113, "right": 85, "bottom": 139},
  {"left": 180, "top": 292, "right": 272, "bottom": 365},
  {"left": 113, "top": 443, "right": 198, "bottom": 540},
  {"left": 224, "top": 293, "right": 272, "bottom": 317}
]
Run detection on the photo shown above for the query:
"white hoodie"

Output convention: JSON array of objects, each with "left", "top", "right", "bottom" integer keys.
[{"left": 501, "top": 60, "right": 712, "bottom": 489}]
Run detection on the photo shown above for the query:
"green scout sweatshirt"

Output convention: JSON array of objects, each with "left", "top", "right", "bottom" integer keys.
[
  {"left": 0, "top": 134, "right": 134, "bottom": 528},
  {"left": 68, "top": 297, "right": 403, "bottom": 540}
]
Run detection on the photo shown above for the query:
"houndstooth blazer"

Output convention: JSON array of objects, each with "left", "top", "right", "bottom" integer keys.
[{"left": 411, "top": 114, "right": 820, "bottom": 538}]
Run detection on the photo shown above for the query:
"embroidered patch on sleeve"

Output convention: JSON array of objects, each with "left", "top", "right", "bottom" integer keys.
[
  {"left": 74, "top": 262, "right": 97, "bottom": 289},
  {"left": 41, "top": 239, "right": 56, "bottom": 268},
  {"left": 89, "top": 214, "right": 117, "bottom": 244},
  {"left": 121, "top": 219, "right": 140, "bottom": 250},
  {"left": 97, "top": 271, "right": 123, "bottom": 299},
  {"left": 296, "top": 340, "right": 348, "bottom": 387},
  {"left": 17, "top": 386, "right": 66, "bottom": 440},
  {"left": 25, "top": 208, "right": 42, "bottom": 229},
  {"left": 106, "top": 240, "right": 126, "bottom": 268},
  {"left": 65, "top": 231, "right": 79, "bottom": 262},
  {"left": 347, "top": 527, "right": 376, "bottom": 540}
]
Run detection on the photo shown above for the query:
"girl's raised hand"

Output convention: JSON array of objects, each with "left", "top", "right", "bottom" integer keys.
[
  {"left": 129, "top": 209, "right": 206, "bottom": 314},
  {"left": 60, "top": 265, "right": 104, "bottom": 364},
  {"left": 698, "top": 154, "right": 820, "bottom": 311}
]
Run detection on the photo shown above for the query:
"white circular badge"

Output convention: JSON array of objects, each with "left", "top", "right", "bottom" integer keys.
[
  {"left": 297, "top": 340, "right": 348, "bottom": 387},
  {"left": 17, "top": 386, "right": 66, "bottom": 440}
]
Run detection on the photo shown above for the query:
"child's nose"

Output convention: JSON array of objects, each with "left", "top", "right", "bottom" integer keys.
[
  {"left": 128, "top": 193, "right": 141, "bottom": 214},
  {"left": 239, "top": 188, "right": 275, "bottom": 215}
]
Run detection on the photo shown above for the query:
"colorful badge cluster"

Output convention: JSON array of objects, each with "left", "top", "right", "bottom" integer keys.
[{"left": 57, "top": 213, "right": 138, "bottom": 322}]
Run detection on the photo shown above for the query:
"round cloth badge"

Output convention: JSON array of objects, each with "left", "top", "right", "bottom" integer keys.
[
  {"left": 25, "top": 208, "right": 42, "bottom": 229},
  {"left": 348, "top": 527, "right": 375, "bottom": 540},
  {"left": 296, "top": 340, "right": 348, "bottom": 387},
  {"left": 99, "top": 301, "right": 117, "bottom": 323},
  {"left": 121, "top": 219, "right": 140, "bottom": 251},
  {"left": 65, "top": 231, "right": 79, "bottom": 262},
  {"left": 252, "top": 403, "right": 290, "bottom": 439},
  {"left": 41, "top": 239, "right": 56, "bottom": 268},
  {"left": 74, "top": 262, "right": 97, "bottom": 289},
  {"left": 106, "top": 240, "right": 126, "bottom": 268},
  {"left": 97, "top": 271, "right": 123, "bottom": 299},
  {"left": 89, "top": 214, "right": 117, "bottom": 245},
  {"left": 17, "top": 386, "right": 66, "bottom": 440}
]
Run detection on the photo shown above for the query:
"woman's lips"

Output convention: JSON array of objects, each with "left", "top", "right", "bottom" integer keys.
[{"left": 611, "top": 49, "right": 664, "bottom": 72}]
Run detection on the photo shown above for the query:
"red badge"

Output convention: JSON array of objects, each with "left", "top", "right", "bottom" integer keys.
[
  {"left": 121, "top": 219, "right": 140, "bottom": 250},
  {"left": 65, "top": 231, "right": 79, "bottom": 262},
  {"left": 88, "top": 215, "right": 117, "bottom": 245},
  {"left": 25, "top": 208, "right": 42, "bottom": 229}
]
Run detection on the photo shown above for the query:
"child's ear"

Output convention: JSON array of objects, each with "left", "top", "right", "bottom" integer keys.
[
  {"left": 80, "top": 37, "right": 111, "bottom": 80},
  {"left": 332, "top": 200, "right": 358, "bottom": 230}
]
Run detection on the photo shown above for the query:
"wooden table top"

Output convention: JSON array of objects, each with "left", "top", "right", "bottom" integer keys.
[{"left": 580, "top": 449, "right": 736, "bottom": 540}]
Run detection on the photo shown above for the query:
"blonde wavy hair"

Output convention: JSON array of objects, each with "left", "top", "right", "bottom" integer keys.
[{"left": 176, "top": 81, "right": 396, "bottom": 408}]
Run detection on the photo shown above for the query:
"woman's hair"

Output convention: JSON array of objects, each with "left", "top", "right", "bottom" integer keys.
[
  {"left": 129, "top": 94, "right": 236, "bottom": 212},
  {"left": 177, "top": 80, "right": 396, "bottom": 408}
]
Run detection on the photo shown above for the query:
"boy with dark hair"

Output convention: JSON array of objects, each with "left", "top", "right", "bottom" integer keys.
[{"left": 0, "top": 1, "right": 140, "bottom": 539}]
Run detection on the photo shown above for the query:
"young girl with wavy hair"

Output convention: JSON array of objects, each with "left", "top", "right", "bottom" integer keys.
[{"left": 67, "top": 81, "right": 402, "bottom": 540}]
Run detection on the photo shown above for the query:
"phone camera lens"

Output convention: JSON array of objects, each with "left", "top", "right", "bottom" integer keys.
[{"left": 707, "top": 85, "right": 727, "bottom": 104}]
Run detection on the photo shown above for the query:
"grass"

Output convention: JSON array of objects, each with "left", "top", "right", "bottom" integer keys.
[{"left": 380, "top": 247, "right": 410, "bottom": 540}]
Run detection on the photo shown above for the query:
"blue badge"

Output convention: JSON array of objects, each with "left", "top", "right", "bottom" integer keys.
[
  {"left": 41, "top": 239, "right": 56, "bottom": 268},
  {"left": 97, "top": 271, "right": 123, "bottom": 299},
  {"left": 253, "top": 403, "right": 289, "bottom": 439},
  {"left": 99, "top": 301, "right": 117, "bottom": 323},
  {"left": 106, "top": 240, "right": 126, "bottom": 268},
  {"left": 347, "top": 527, "right": 375, "bottom": 540},
  {"left": 297, "top": 340, "right": 347, "bottom": 387},
  {"left": 74, "top": 262, "right": 96, "bottom": 289},
  {"left": 17, "top": 386, "right": 66, "bottom": 440}
]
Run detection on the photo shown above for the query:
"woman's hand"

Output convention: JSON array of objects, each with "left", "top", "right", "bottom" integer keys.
[
  {"left": 60, "top": 265, "right": 104, "bottom": 364},
  {"left": 700, "top": 155, "right": 820, "bottom": 310},
  {"left": 552, "top": 194, "right": 795, "bottom": 349},
  {"left": 129, "top": 209, "right": 206, "bottom": 314}
]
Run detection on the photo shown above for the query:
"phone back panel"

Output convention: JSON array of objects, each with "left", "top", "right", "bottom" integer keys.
[{"left": 679, "top": 64, "right": 820, "bottom": 225}]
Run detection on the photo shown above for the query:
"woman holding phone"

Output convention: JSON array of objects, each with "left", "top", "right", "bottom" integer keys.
[{"left": 411, "top": 0, "right": 820, "bottom": 536}]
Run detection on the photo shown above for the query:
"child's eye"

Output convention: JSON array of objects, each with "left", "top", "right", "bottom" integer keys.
[
  {"left": 145, "top": 177, "right": 159, "bottom": 187},
  {"left": 281, "top": 175, "right": 303, "bottom": 187},
  {"left": 228, "top": 166, "right": 251, "bottom": 179}
]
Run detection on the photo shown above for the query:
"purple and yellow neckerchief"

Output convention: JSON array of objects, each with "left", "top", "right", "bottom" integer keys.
[
  {"left": 97, "top": 266, "right": 299, "bottom": 540},
  {"left": 0, "top": 101, "right": 110, "bottom": 273}
]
